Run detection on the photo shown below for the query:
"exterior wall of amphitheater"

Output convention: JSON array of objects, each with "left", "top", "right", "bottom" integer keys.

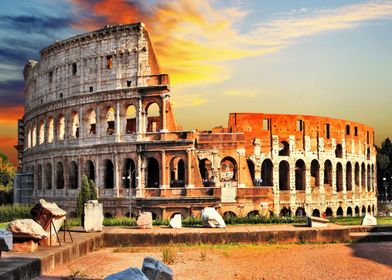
[{"left": 16, "top": 23, "right": 377, "bottom": 219}]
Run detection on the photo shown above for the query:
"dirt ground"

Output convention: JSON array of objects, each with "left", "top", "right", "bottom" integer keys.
[{"left": 38, "top": 242, "right": 392, "bottom": 280}]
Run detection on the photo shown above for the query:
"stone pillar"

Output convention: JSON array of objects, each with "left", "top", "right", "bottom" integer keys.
[
  {"left": 114, "top": 154, "right": 120, "bottom": 197},
  {"left": 79, "top": 106, "right": 84, "bottom": 140},
  {"left": 186, "top": 149, "right": 194, "bottom": 188},
  {"left": 136, "top": 98, "right": 143, "bottom": 136},
  {"left": 160, "top": 151, "right": 167, "bottom": 189},
  {"left": 115, "top": 101, "right": 120, "bottom": 141},
  {"left": 137, "top": 153, "right": 144, "bottom": 197},
  {"left": 332, "top": 162, "right": 336, "bottom": 194},
  {"left": 51, "top": 157, "right": 55, "bottom": 196}
]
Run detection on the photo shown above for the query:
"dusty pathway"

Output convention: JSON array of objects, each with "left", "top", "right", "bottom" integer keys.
[{"left": 39, "top": 242, "right": 392, "bottom": 280}]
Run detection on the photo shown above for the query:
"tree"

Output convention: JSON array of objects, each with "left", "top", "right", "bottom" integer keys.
[
  {"left": 76, "top": 175, "right": 91, "bottom": 218},
  {"left": 376, "top": 138, "right": 392, "bottom": 196},
  {"left": 88, "top": 179, "right": 98, "bottom": 200},
  {"left": 0, "top": 152, "right": 15, "bottom": 204}
]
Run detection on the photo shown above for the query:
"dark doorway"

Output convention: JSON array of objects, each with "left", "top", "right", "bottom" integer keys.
[{"left": 147, "top": 158, "right": 160, "bottom": 188}]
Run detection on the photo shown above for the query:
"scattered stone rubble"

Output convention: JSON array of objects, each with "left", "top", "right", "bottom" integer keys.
[
  {"left": 169, "top": 214, "right": 182, "bottom": 229},
  {"left": 307, "top": 216, "right": 329, "bottom": 228},
  {"left": 84, "top": 200, "right": 104, "bottom": 232},
  {"left": 201, "top": 207, "right": 226, "bottom": 228},
  {"left": 137, "top": 212, "right": 153, "bottom": 229},
  {"left": 362, "top": 213, "right": 377, "bottom": 226}
]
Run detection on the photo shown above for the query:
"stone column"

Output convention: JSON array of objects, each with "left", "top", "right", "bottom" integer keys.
[
  {"left": 114, "top": 154, "right": 120, "bottom": 197},
  {"left": 51, "top": 157, "right": 55, "bottom": 196},
  {"left": 160, "top": 151, "right": 167, "bottom": 189},
  {"left": 79, "top": 106, "right": 84, "bottom": 140},
  {"left": 186, "top": 149, "right": 194, "bottom": 188},
  {"left": 115, "top": 101, "right": 121, "bottom": 142},
  {"left": 160, "top": 95, "right": 167, "bottom": 131}
]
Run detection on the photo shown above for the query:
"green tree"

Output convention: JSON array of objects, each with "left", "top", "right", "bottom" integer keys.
[
  {"left": 88, "top": 179, "right": 98, "bottom": 200},
  {"left": 0, "top": 152, "right": 15, "bottom": 204},
  {"left": 76, "top": 175, "right": 91, "bottom": 218},
  {"left": 377, "top": 138, "right": 392, "bottom": 196}
]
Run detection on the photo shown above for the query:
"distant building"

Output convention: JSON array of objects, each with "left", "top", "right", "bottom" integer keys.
[{"left": 15, "top": 23, "right": 377, "bottom": 219}]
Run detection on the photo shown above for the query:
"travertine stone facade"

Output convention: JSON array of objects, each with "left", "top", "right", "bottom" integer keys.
[{"left": 16, "top": 23, "right": 377, "bottom": 219}]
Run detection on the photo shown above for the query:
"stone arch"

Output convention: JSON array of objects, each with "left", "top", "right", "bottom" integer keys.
[
  {"left": 104, "top": 212, "right": 114, "bottom": 218},
  {"left": 295, "top": 207, "right": 306, "bottom": 217},
  {"left": 38, "top": 120, "right": 45, "bottom": 145},
  {"left": 312, "top": 209, "right": 320, "bottom": 217},
  {"left": 354, "top": 162, "right": 360, "bottom": 186},
  {"left": 147, "top": 157, "right": 160, "bottom": 188},
  {"left": 87, "top": 109, "right": 96, "bottom": 135},
  {"left": 170, "top": 212, "right": 185, "bottom": 219},
  {"left": 355, "top": 206, "right": 360, "bottom": 216},
  {"left": 170, "top": 157, "right": 186, "bottom": 188},
  {"left": 220, "top": 157, "right": 237, "bottom": 182},
  {"left": 367, "top": 205, "right": 371, "bottom": 214},
  {"left": 325, "top": 207, "right": 333, "bottom": 217},
  {"left": 104, "top": 159, "right": 114, "bottom": 189},
  {"left": 85, "top": 160, "right": 95, "bottom": 182},
  {"left": 123, "top": 158, "right": 136, "bottom": 189},
  {"left": 372, "top": 205, "right": 375, "bottom": 214},
  {"left": 367, "top": 164, "right": 371, "bottom": 191},
  {"left": 247, "top": 210, "right": 260, "bottom": 217},
  {"left": 57, "top": 114, "right": 65, "bottom": 141},
  {"left": 336, "top": 162, "right": 343, "bottom": 192},
  {"left": 199, "top": 158, "right": 214, "bottom": 187},
  {"left": 223, "top": 211, "right": 237, "bottom": 218},
  {"left": 310, "top": 160, "right": 320, "bottom": 188},
  {"left": 48, "top": 117, "right": 54, "bottom": 143},
  {"left": 27, "top": 126, "right": 31, "bottom": 148},
  {"left": 69, "top": 161, "right": 78, "bottom": 189},
  {"left": 279, "top": 141, "right": 290, "bottom": 156},
  {"left": 295, "top": 159, "right": 306, "bottom": 191},
  {"left": 335, "top": 144, "right": 343, "bottom": 158},
  {"left": 366, "top": 148, "right": 371, "bottom": 160},
  {"left": 106, "top": 107, "right": 115, "bottom": 135},
  {"left": 37, "top": 164, "right": 42, "bottom": 189},
  {"left": 45, "top": 162, "right": 52, "bottom": 189},
  {"left": 280, "top": 207, "right": 291, "bottom": 217},
  {"left": 346, "top": 162, "right": 352, "bottom": 191},
  {"left": 261, "top": 159, "right": 273, "bottom": 186},
  {"left": 247, "top": 159, "right": 255, "bottom": 184},
  {"left": 361, "top": 163, "right": 366, "bottom": 189},
  {"left": 56, "top": 162, "right": 64, "bottom": 189},
  {"left": 146, "top": 102, "right": 160, "bottom": 132},
  {"left": 347, "top": 206, "right": 353, "bottom": 217},
  {"left": 71, "top": 111, "right": 79, "bottom": 138},
  {"left": 125, "top": 105, "right": 137, "bottom": 134},
  {"left": 324, "top": 160, "right": 332, "bottom": 186},
  {"left": 279, "top": 161, "right": 290, "bottom": 190},
  {"left": 361, "top": 205, "right": 366, "bottom": 216},
  {"left": 336, "top": 206, "right": 343, "bottom": 217}
]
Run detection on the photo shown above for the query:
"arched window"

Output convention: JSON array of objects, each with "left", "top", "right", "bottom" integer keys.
[
  {"left": 37, "top": 164, "right": 42, "bottom": 189},
  {"left": 87, "top": 109, "right": 96, "bottom": 135},
  {"left": 126, "top": 105, "right": 136, "bottom": 134},
  {"left": 335, "top": 144, "right": 343, "bottom": 158},
  {"left": 104, "top": 159, "right": 114, "bottom": 188},
  {"left": 199, "top": 159, "right": 214, "bottom": 187},
  {"left": 146, "top": 103, "right": 160, "bottom": 132},
  {"left": 346, "top": 162, "right": 352, "bottom": 191},
  {"left": 48, "top": 117, "right": 54, "bottom": 143},
  {"left": 361, "top": 163, "right": 366, "bottom": 189},
  {"left": 310, "top": 160, "right": 320, "bottom": 188},
  {"left": 312, "top": 209, "right": 320, "bottom": 217},
  {"left": 324, "top": 160, "right": 332, "bottom": 185},
  {"left": 45, "top": 163, "right": 52, "bottom": 189},
  {"left": 56, "top": 162, "right": 64, "bottom": 189},
  {"left": 220, "top": 157, "right": 237, "bottom": 182},
  {"left": 295, "top": 159, "right": 306, "bottom": 190},
  {"left": 85, "top": 160, "right": 95, "bottom": 182},
  {"left": 279, "top": 161, "right": 290, "bottom": 190},
  {"left": 247, "top": 159, "right": 255, "bottom": 184},
  {"left": 361, "top": 205, "right": 366, "bottom": 216},
  {"left": 71, "top": 111, "right": 79, "bottom": 138},
  {"left": 39, "top": 120, "right": 45, "bottom": 144},
  {"left": 106, "top": 107, "right": 115, "bottom": 135},
  {"left": 123, "top": 158, "right": 136, "bottom": 189},
  {"left": 170, "top": 157, "right": 185, "bottom": 188},
  {"left": 355, "top": 206, "right": 360, "bottom": 216},
  {"left": 69, "top": 161, "right": 78, "bottom": 189},
  {"left": 32, "top": 125, "right": 37, "bottom": 146},
  {"left": 347, "top": 207, "right": 353, "bottom": 217},
  {"left": 261, "top": 159, "right": 273, "bottom": 186},
  {"left": 147, "top": 157, "right": 160, "bottom": 188},
  {"left": 279, "top": 141, "right": 290, "bottom": 156},
  {"left": 366, "top": 148, "right": 370, "bottom": 160},
  {"left": 27, "top": 128, "right": 31, "bottom": 148},
  {"left": 336, "top": 206, "right": 343, "bottom": 217},
  {"left": 367, "top": 164, "right": 371, "bottom": 191},
  {"left": 354, "top": 162, "right": 360, "bottom": 186},
  {"left": 336, "top": 162, "right": 343, "bottom": 192},
  {"left": 58, "top": 115, "right": 65, "bottom": 140},
  {"left": 325, "top": 207, "right": 333, "bottom": 217}
]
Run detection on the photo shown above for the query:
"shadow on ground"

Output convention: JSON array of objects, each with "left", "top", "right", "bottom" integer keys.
[{"left": 347, "top": 241, "right": 392, "bottom": 268}]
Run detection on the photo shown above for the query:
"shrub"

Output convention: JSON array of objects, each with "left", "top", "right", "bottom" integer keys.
[
  {"left": 76, "top": 175, "right": 91, "bottom": 218},
  {"left": 153, "top": 218, "right": 170, "bottom": 226},
  {"left": 0, "top": 204, "right": 31, "bottom": 223},
  {"left": 162, "top": 246, "right": 176, "bottom": 264},
  {"left": 103, "top": 217, "right": 136, "bottom": 227}
]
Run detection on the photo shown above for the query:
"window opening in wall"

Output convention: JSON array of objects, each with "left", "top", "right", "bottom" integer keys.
[
  {"left": 279, "top": 161, "right": 290, "bottom": 190},
  {"left": 88, "top": 110, "right": 96, "bottom": 135},
  {"left": 72, "top": 63, "right": 77, "bottom": 75},
  {"left": 59, "top": 93, "right": 63, "bottom": 98},
  {"left": 279, "top": 141, "right": 290, "bottom": 156},
  {"left": 106, "top": 107, "right": 115, "bottom": 135},
  {"left": 127, "top": 80, "right": 132, "bottom": 87},
  {"left": 296, "top": 120, "right": 303, "bottom": 131},
  {"left": 346, "top": 125, "right": 350, "bottom": 135},
  {"left": 89, "top": 86, "right": 93, "bottom": 93},
  {"left": 261, "top": 159, "right": 273, "bottom": 186},
  {"left": 325, "top": 123, "right": 330, "bottom": 139},
  {"left": 147, "top": 158, "right": 160, "bottom": 188},
  {"left": 49, "top": 71, "right": 53, "bottom": 83},
  {"left": 72, "top": 112, "right": 79, "bottom": 138},
  {"left": 147, "top": 103, "right": 160, "bottom": 132},
  {"left": 354, "top": 126, "right": 358, "bottom": 136},
  {"left": 58, "top": 115, "right": 65, "bottom": 140},
  {"left": 295, "top": 160, "right": 306, "bottom": 191},
  {"left": 199, "top": 159, "right": 214, "bottom": 187},
  {"left": 106, "top": 55, "right": 113, "bottom": 69},
  {"left": 366, "top": 131, "right": 369, "bottom": 144},
  {"left": 263, "top": 118, "right": 270, "bottom": 130},
  {"left": 126, "top": 105, "right": 136, "bottom": 134},
  {"left": 48, "top": 118, "right": 54, "bottom": 143}
]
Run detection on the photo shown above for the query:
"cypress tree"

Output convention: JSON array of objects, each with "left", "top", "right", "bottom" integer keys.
[
  {"left": 76, "top": 175, "right": 91, "bottom": 218},
  {"left": 88, "top": 179, "right": 98, "bottom": 200}
]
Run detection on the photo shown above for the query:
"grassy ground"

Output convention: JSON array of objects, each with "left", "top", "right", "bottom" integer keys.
[
  {"left": 329, "top": 216, "right": 392, "bottom": 225},
  {"left": 0, "top": 222, "right": 8, "bottom": 229}
]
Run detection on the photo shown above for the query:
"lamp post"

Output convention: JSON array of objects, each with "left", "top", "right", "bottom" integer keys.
[{"left": 123, "top": 169, "right": 137, "bottom": 217}]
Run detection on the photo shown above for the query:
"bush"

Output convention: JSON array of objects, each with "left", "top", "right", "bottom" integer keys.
[
  {"left": 103, "top": 217, "right": 136, "bottom": 227},
  {"left": 153, "top": 218, "right": 170, "bottom": 226},
  {"left": 0, "top": 204, "right": 31, "bottom": 223}
]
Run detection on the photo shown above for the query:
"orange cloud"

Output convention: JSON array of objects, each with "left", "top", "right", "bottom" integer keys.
[
  {"left": 0, "top": 105, "right": 24, "bottom": 123},
  {"left": 0, "top": 136, "right": 17, "bottom": 166}
]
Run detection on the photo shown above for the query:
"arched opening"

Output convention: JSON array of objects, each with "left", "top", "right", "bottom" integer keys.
[
  {"left": 199, "top": 159, "right": 214, "bottom": 187},
  {"left": 147, "top": 157, "right": 160, "bottom": 188},
  {"left": 151, "top": 212, "right": 159, "bottom": 220},
  {"left": 71, "top": 111, "right": 79, "bottom": 138},
  {"left": 335, "top": 144, "right": 343, "bottom": 158},
  {"left": 355, "top": 206, "right": 359, "bottom": 216},
  {"left": 32, "top": 125, "right": 37, "bottom": 146},
  {"left": 372, "top": 205, "right": 375, "bottom": 214},
  {"left": 261, "top": 159, "right": 273, "bottom": 186},
  {"left": 367, "top": 205, "right": 371, "bottom": 214},
  {"left": 48, "top": 117, "right": 54, "bottom": 143},
  {"left": 220, "top": 157, "right": 237, "bottom": 182},
  {"left": 104, "top": 159, "right": 114, "bottom": 189},
  {"left": 324, "top": 160, "right": 332, "bottom": 186},
  {"left": 37, "top": 164, "right": 42, "bottom": 189},
  {"left": 85, "top": 160, "right": 95, "bottom": 182},
  {"left": 280, "top": 207, "right": 291, "bottom": 217},
  {"left": 279, "top": 141, "right": 290, "bottom": 156},
  {"left": 87, "top": 109, "right": 96, "bottom": 135},
  {"left": 223, "top": 211, "right": 236, "bottom": 218},
  {"left": 347, "top": 207, "right": 353, "bottom": 217},
  {"left": 295, "top": 207, "right": 306, "bottom": 217},
  {"left": 170, "top": 158, "right": 185, "bottom": 188},
  {"left": 45, "top": 163, "right": 52, "bottom": 189},
  {"left": 367, "top": 164, "right": 371, "bottom": 191},
  {"left": 361, "top": 205, "right": 366, "bottom": 216},
  {"left": 247, "top": 159, "right": 255, "bottom": 184},
  {"left": 354, "top": 162, "right": 360, "bottom": 186},
  {"left": 38, "top": 120, "right": 44, "bottom": 145},
  {"left": 104, "top": 212, "right": 113, "bottom": 218},
  {"left": 310, "top": 160, "right": 320, "bottom": 188},
  {"left": 56, "top": 162, "right": 64, "bottom": 189},
  {"left": 346, "top": 162, "right": 352, "bottom": 191},
  {"left": 312, "top": 209, "right": 320, "bottom": 217},
  {"left": 325, "top": 207, "right": 333, "bottom": 217},
  {"left": 295, "top": 159, "right": 306, "bottom": 190},
  {"left": 336, "top": 206, "right": 343, "bottom": 217},
  {"left": 69, "top": 161, "right": 78, "bottom": 189},
  {"left": 247, "top": 210, "right": 260, "bottom": 217},
  {"left": 27, "top": 128, "right": 31, "bottom": 148},
  {"left": 372, "top": 164, "right": 375, "bottom": 190},
  {"left": 336, "top": 162, "right": 343, "bottom": 192},
  {"left": 279, "top": 161, "right": 290, "bottom": 190},
  {"left": 170, "top": 212, "right": 185, "bottom": 219},
  {"left": 123, "top": 158, "right": 136, "bottom": 189},
  {"left": 126, "top": 105, "right": 136, "bottom": 134},
  {"left": 361, "top": 163, "right": 366, "bottom": 189},
  {"left": 58, "top": 115, "right": 65, "bottom": 141},
  {"left": 106, "top": 107, "right": 115, "bottom": 135},
  {"left": 366, "top": 148, "right": 370, "bottom": 161},
  {"left": 146, "top": 103, "right": 160, "bottom": 132}
]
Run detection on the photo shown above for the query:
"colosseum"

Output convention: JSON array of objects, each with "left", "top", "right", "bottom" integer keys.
[{"left": 15, "top": 22, "right": 377, "bottom": 219}]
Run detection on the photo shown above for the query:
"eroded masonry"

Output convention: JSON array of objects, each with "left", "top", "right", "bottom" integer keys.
[{"left": 15, "top": 23, "right": 377, "bottom": 219}]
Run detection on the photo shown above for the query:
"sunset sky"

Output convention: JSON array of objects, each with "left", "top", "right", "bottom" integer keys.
[{"left": 0, "top": 0, "right": 391, "bottom": 165}]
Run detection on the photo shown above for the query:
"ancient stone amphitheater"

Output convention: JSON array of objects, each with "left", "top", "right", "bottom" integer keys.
[{"left": 15, "top": 23, "right": 377, "bottom": 219}]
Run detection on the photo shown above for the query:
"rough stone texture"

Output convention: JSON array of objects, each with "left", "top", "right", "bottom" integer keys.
[
  {"left": 11, "top": 240, "right": 39, "bottom": 252},
  {"left": 169, "top": 214, "right": 182, "bottom": 229},
  {"left": 137, "top": 212, "right": 153, "bottom": 229},
  {"left": 7, "top": 219, "right": 47, "bottom": 240},
  {"left": 84, "top": 200, "right": 104, "bottom": 232},
  {"left": 142, "top": 257, "right": 173, "bottom": 280},
  {"left": 362, "top": 213, "right": 377, "bottom": 226},
  {"left": 0, "top": 229, "right": 13, "bottom": 251},
  {"left": 201, "top": 207, "right": 226, "bottom": 228},
  {"left": 307, "top": 216, "right": 328, "bottom": 228},
  {"left": 104, "top": 268, "right": 149, "bottom": 280}
]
